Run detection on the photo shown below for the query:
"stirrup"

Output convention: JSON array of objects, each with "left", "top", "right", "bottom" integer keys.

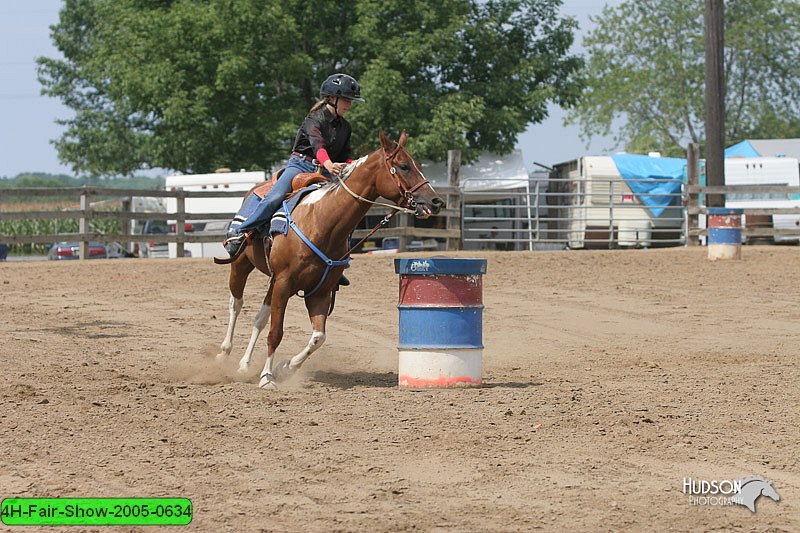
[{"left": 224, "top": 233, "right": 248, "bottom": 257}]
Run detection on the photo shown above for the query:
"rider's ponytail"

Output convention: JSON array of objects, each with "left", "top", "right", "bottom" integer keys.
[{"left": 309, "top": 98, "right": 327, "bottom": 113}]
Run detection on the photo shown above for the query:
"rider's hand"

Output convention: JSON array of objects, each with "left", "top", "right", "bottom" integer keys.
[{"left": 325, "top": 161, "right": 345, "bottom": 176}]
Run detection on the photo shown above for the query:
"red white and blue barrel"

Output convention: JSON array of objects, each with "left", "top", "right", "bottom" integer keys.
[
  {"left": 707, "top": 207, "right": 743, "bottom": 260},
  {"left": 394, "top": 258, "right": 487, "bottom": 388}
]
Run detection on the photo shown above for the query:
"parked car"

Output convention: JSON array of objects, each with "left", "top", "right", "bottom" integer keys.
[
  {"left": 133, "top": 219, "right": 195, "bottom": 258},
  {"left": 134, "top": 219, "right": 170, "bottom": 258},
  {"left": 105, "top": 241, "right": 137, "bottom": 259},
  {"left": 47, "top": 241, "right": 107, "bottom": 260}
]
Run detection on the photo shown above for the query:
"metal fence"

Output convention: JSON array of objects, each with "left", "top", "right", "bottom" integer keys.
[{"left": 461, "top": 177, "right": 687, "bottom": 250}]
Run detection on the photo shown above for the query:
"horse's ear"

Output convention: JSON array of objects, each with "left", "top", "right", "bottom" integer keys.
[
  {"left": 398, "top": 129, "right": 408, "bottom": 147},
  {"left": 379, "top": 129, "right": 392, "bottom": 151}
]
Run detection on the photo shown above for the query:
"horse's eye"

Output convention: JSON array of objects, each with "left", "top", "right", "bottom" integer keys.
[{"left": 399, "top": 164, "right": 410, "bottom": 172}]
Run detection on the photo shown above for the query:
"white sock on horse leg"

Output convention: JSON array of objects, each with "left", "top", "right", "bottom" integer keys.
[
  {"left": 218, "top": 296, "right": 243, "bottom": 358},
  {"left": 239, "top": 302, "right": 270, "bottom": 371},
  {"left": 289, "top": 330, "right": 326, "bottom": 369}
]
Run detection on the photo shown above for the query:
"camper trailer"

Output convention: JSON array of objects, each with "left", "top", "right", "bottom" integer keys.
[
  {"left": 165, "top": 171, "right": 266, "bottom": 258},
  {"left": 421, "top": 151, "right": 544, "bottom": 251},
  {"left": 549, "top": 156, "right": 685, "bottom": 248},
  {"left": 722, "top": 157, "right": 800, "bottom": 243}
]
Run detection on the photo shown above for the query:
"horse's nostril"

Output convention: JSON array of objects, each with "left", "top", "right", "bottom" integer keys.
[{"left": 431, "top": 197, "right": 444, "bottom": 212}]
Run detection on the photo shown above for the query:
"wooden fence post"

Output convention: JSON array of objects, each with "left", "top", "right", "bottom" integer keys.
[
  {"left": 687, "top": 143, "right": 700, "bottom": 246},
  {"left": 79, "top": 186, "right": 90, "bottom": 260},
  {"left": 447, "top": 149, "right": 462, "bottom": 251},
  {"left": 704, "top": 0, "right": 725, "bottom": 208},
  {"left": 122, "top": 197, "right": 132, "bottom": 254},
  {"left": 176, "top": 190, "right": 186, "bottom": 258}
]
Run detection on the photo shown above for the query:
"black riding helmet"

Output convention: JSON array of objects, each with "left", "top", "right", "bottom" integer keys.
[{"left": 320, "top": 73, "right": 365, "bottom": 102}]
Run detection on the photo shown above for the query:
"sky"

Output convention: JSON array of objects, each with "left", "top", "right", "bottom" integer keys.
[{"left": 0, "top": 0, "right": 621, "bottom": 178}]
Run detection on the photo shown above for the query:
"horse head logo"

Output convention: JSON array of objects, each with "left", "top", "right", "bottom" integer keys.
[{"left": 730, "top": 476, "right": 780, "bottom": 513}]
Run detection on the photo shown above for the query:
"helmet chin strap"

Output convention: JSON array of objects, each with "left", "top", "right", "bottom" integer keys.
[{"left": 329, "top": 97, "right": 341, "bottom": 119}]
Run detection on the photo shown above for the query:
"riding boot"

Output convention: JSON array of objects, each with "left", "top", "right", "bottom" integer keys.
[
  {"left": 338, "top": 274, "right": 350, "bottom": 286},
  {"left": 224, "top": 233, "right": 246, "bottom": 257}
]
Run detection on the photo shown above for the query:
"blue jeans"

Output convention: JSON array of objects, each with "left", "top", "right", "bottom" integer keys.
[{"left": 235, "top": 155, "right": 319, "bottom": 234}]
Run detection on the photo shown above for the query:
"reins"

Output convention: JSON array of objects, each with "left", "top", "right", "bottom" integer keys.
[
  {"left": 339, "top": 211, "right": 397, "bottom": 260},
  {"left": 288, "top": 140, "right": 433, "bottom": 290},
  {"left": 334, "top": 141, "right": 432, "bottom": 216}
]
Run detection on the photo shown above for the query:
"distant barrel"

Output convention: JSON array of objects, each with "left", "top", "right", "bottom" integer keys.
[
  {"left": 707, "top": 208, "right": 743, "bottom": 260},
  {"left": 395, "top": 258, "right": 487, "bottom": 388}
]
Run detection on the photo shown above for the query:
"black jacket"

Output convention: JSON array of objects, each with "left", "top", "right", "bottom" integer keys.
[{"left": 292, "top": 106, "right": 352, "bottom": 162}]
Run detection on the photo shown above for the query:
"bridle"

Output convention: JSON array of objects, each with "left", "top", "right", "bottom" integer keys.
[
  {"left": 382, "top": 142, "right": 432, "bottom": 210},
  {"left": 334, "top": 142, "right": 432, "bottom": 215},
  {"left": 335, "top": 142, "right": 435, "bottom": 259}
]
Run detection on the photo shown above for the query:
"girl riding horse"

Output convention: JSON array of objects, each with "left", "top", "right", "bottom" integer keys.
[
  {"left": 224, "top": 72, "right": 365, "bottom": 290},
  {"left": 216, "top": 129, "right": 444, "bottom": 389}
]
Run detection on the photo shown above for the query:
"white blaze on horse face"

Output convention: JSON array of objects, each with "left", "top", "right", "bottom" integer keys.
[
  {"left": 288, "top": 330, "right": 326, "bottom": 369},
  {"left": 217, "top": 296, "right": 243, "bottom": 359}
]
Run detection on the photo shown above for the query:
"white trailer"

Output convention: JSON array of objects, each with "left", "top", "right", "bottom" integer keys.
[
  {"left": 722, "top": 157, "right": 800, "bottom": 242},
  {"left": 552, "top": 156, "right": 684, "bottom": 248},
  {"left": 165, "top": 170, "right": 267, "bottom": 258}
]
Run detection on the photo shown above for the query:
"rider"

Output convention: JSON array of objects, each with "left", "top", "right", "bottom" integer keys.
[{"left": 224, "top": 73, "right": 365, "bottom": 270}]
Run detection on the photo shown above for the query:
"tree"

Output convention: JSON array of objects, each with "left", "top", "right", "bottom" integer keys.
[
  {"left": 38, "top": 0, "right": 583, "bottom": 176},
  {"left": 567, "top": 0, "right": 800, "bottom": 156}
]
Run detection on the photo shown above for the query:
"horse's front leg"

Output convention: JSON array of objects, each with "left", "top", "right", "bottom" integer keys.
[
  {"left": 238, "top": 283, "right": 273, "bottom": 373},
  {"left": 237, "top": 299, "right": 269, "bottom": 373},
  {"left": 274, "top": 291, "right": 331, "bottom": 381},
  {"left": 258, "top": 280, "right": 292, "bottom": 389}
]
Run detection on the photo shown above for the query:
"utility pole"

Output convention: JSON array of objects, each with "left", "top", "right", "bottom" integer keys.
[{"left": 704, "top": 0, "right": 725, "bottom": 207}]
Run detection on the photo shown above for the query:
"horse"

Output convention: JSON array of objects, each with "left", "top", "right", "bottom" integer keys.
[
  {"left": 215, "top": 129, "right": 444, "bottom": 389},
  {"left": 730, "top": 476, "right": 780, "bottom": 512}
]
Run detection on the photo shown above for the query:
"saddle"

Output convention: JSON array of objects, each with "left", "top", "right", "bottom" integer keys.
[
  {"left": 215, "top": 171, "right": 329, "bottom": 267},
  {"left": 251, "top": 170, "right": 329, "bottom": 201}
]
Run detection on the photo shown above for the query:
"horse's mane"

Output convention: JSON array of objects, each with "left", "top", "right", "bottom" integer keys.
[
  {"left": 739, "top": 476, "right": 768, "bottom": 487},
  {"left": 341, "top": 154, "right": 370, "bottom": 179}
]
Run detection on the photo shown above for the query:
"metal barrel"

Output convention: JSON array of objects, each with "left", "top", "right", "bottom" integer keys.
[
  {"left": 707, "top": 208, "right": 743, "bottom": 260},
  {"left": 394, "top": 258, "right": 487, "bottom": 388}
]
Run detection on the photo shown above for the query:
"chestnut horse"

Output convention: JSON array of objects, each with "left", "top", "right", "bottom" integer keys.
[{"left": 216, "top": 130, "right": 443, "bottom": 388}]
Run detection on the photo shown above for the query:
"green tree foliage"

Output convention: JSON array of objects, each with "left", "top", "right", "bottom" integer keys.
[
  {"left": 567, "top": 0, "right": 800, "bottom": 156},
  {"left": 0, "top": 172, "right": 164, "bottom": 190},
  {"left": 38, "top": 0, "right": 583, "bottom": 175}
]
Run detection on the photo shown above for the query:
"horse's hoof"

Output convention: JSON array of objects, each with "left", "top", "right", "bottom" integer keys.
[
  {"left": 215, "top": 352, "right": 228, "bottom": 361},
  {"left": 237, "top": 362, "right": 250, "bottom": 374},
  {"left": 258, "top": 373, "right": 278, "bottom": 389},
  {"left": 273, "top": 360, "right": 296, "bottom": 382}
]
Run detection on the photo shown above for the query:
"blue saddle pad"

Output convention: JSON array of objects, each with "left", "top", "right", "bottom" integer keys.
[{"left": 269, "top": 183, "right": 326, "bottom": 236}]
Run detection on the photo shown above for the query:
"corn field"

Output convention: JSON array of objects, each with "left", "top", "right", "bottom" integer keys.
[{"left": 0, "top": 211, "right": 121, "bottom": 255}]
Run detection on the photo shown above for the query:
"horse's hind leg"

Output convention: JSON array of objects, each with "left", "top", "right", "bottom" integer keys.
[
  {"left": 274, "top": 291, "right": 331, "bottom": 381},
  {"left": 217, "top": 257, "right": 255, "bottom": 360},
  {"left": 238, "top": 281, "right": 273, "bottom": 373}
]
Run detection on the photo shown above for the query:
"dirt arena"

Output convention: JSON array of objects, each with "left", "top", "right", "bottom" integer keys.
[{"left": 1, "top": 247, "right": 798, "bottom": 531}]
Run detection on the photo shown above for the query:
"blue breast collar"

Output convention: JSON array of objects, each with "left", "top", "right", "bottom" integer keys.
[{"left": 283, "top": 200, "right": 351, "bottom": 298}]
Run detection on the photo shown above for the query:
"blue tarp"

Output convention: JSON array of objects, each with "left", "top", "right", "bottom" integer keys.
[
  {"left": 609, "top": 154, "right": 686, "bottom": 217},
  {"left": 724, "top": 140, "right": 761, "bottom": 158}
]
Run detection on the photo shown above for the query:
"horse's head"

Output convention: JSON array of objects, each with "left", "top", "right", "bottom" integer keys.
[
  {"left": 378, "top": 129, "right": 444, "bottom": 219},
  {"left": 761, "top": 481, "right": 780, "bottom": 502}
]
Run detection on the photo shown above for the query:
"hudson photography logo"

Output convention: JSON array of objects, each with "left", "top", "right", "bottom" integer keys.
[{"left": 683, "top": 476, "right": 780, "bottom": 512}]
